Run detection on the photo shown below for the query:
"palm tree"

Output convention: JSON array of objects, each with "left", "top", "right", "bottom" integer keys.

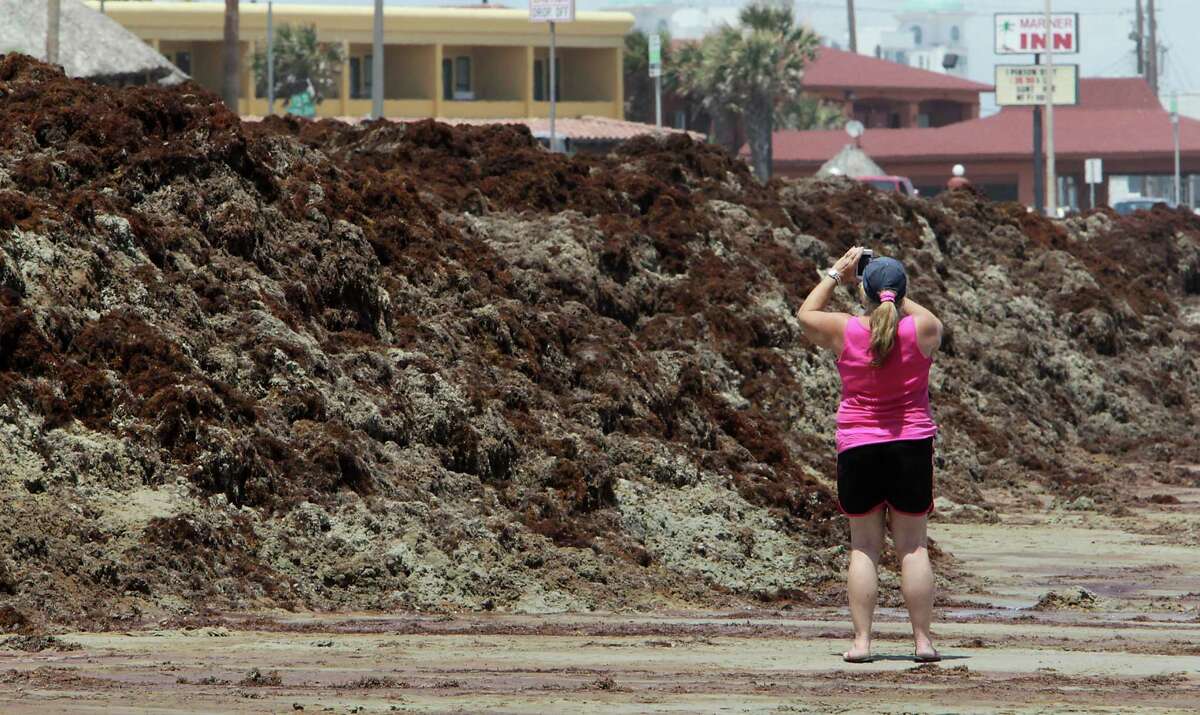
[
  {"left": 222, "top": 0, "right": 239, "bottom": 109},
  {"left": 777, "top": 95, "right": 847, "bottom": 132},
  {"left": 252, "top": 24, "right": 344, "bottom": 112},
  {"left": 692, "top": 2, "right": 820, "bottom": 181}
]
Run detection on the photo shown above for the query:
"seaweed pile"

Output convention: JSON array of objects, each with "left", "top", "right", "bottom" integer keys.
[{"left": 1, "top": 55, "right": 1198, "bottom": 629}]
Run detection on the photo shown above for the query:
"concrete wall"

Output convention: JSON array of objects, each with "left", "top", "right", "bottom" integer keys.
[
  {"left": 385, "top": 45, "right": 434, "bottom": 100},
  {"left": 536, "top": 47, "right": 616, "bottom": 102},
  {"left": 474, "top": 47, "right": 525, "bottom": 101}
]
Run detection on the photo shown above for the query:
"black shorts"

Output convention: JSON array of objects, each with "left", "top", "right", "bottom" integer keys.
[{"left": 836, "top": 437, "right": 935, "bottom": 517}]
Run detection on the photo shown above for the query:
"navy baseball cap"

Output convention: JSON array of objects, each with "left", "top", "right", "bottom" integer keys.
[{"left": 862, "top": 256, "right": 907, "bottom": 304}]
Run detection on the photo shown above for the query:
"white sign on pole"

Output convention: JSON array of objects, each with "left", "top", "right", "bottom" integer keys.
[
  {"left": 648, "top": 33, "right": 662, "bottom": 78},
  {"left": 530, "top": 0, "right": 575, "bottom": 23},
  {"left": 1085, "top": 158, "right": 1103, "bottom": 185},
  {"left": 995, "top": 13, "right": 1079, "bottom": 55},
  {"left": 995, "top": 64, "right": 1079, "bottom": 106}
]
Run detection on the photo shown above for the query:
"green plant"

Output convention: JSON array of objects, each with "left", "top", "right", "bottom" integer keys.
[
  {"left": 251, "top": 23, "right": 344, "bottom": 109},
  {"left": 776, "top": 94, "right": 846, "bottom": 132}
]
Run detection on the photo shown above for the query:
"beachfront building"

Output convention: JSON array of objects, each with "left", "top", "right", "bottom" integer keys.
[
  {"left": 802, "top": 46, "right": 989, "bottom": 130},
  {"left": 87, "top": 2, "right": 631, "bottom": 121},
  {"left": 768, "top": 77, "right": 1200, "bottom": 209},
  {"left": 854, "top": 0, "right": 972, "bottom": 80}
]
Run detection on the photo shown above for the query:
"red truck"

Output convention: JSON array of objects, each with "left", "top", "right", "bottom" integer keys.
[{"left": 857, "top": 175, "right": 918, "bottom": 197}]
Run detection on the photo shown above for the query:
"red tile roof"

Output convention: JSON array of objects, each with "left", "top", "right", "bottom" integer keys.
[
  {"left": 243, "top": 115, "right": 700, "bottom": 143},
  {"left": 802, "top": 46, "right": 993, "bottom": 93},
  {"left": 1076, "top": 77, "right": 1161, "bottom": 109},
  {"left": 772, "top": 109, "right": 1200, "bottom": 164},
  {"left": 768, "top": 77, "right": 1194, "bottom": 166},
  {"left": 447, "top": 116, "right": 705, "bottom": 142}
]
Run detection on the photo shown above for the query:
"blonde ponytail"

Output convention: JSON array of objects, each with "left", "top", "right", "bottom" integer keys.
[{"left": 868, "top": 301, "right": 899, "bottom": 367}]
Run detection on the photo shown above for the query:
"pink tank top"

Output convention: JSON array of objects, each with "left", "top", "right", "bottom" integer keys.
[{"left": 835, "top": 315, "right": 937, "bottom": 453}]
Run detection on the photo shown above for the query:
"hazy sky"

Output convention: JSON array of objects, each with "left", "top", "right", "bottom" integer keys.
[{"left": 231, "top": 1, "right": 1200, "bottom": 95}]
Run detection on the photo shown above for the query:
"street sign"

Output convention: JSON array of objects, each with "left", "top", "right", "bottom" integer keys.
[
  {"left": 995, "top": 64, "right": 1079, "bottom": 106},
  {"left": 1085, "top": 158, "right": 1103, "bottom": 185},
  {"left": 530, "top": 0, "right": 575, "bottom": 23},
  {"left": 648, "top": 33, "right": 661, "bottom": 64},
  {"left": 995, "top": 13, "right": 1079, "bottom": 55}
]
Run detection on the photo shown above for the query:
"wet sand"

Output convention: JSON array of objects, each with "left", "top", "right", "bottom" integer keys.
[{"left": 3, "top": 485, "right": 1199, "bottom": 714}]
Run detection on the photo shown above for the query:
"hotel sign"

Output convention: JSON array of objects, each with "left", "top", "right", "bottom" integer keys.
[
  {"left": 995, "top": 13, "right": 1079, "bottom": 54},
  {"left": 995, "top": 65, "right": 1080, "bottom": 106},
  {"left": 530, "top": 0, "right": 576, "bottom": 23}
]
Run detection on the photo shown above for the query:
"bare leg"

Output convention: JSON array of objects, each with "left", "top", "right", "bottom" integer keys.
[
  {"left": 844, "top": 509, "right": 884, "bottom": 661},
  {"left": 889, "top": 511, "right": 938, "bottom": 660}
]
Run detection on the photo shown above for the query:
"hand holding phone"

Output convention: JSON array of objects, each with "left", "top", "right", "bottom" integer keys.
[{"left": 856, "top": 249, "right": 874, "bottom": 280}]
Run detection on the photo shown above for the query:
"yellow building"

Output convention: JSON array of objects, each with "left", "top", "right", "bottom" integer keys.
[{"left": 86, "top": 2, "right": 632, "bottom": 120}]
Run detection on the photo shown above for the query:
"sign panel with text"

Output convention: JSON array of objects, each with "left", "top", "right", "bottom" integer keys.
[
  {"left": 649, "top": 33, "right": 662, "bottom": 78},
  {"left": 995, "top": 13, "right": 1079, "bottom": 55},
  {"left": 995, "top": 64, "right": 1079, "bottom": 106},
  {"left": 530, "top": 0, "right": 576, "bottom": 23}
]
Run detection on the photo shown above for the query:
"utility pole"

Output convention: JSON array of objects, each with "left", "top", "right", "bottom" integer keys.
[
  {"left": 46, "top": 0, "right": 60, "bottom": 65},
  {"left": 847, "top": 0, "right": 858, "bottom": 53},
  {"left": 222, "top": 0, "right": 240, "bottom": 110},
  {"left": 1173, "top": 93, "right": 1181, "bottom": 205},
  {"left": 649, "top": 33, "right": 663, "bottom": 130},
  {"left": 1135, "top": 0, "right": 1144, "bottom": 76},
  {"left": 372, "top": 0, "right": 384, "bottom": 119},
  {"left": 549, "top": 20, "right": 558, "bottom": 151},
  {"left": 1147, "top": 0, "right": 1158, "bottom": 93},
  {"left": 266, "top": 1, "right": 275, "bottom": 115},
  {"left": 1044, "top": 0, "right": 1057, "bottom": 216},
  {"left": 1033, "top": 55, "right": 1044, "bottom": 215}
]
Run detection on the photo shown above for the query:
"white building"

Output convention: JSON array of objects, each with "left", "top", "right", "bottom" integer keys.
[
  {"left": 591, "top": 0, "right": 741, "bottom": 41},
  {"left": 857, "top": 0, "right": 971, "bottom": 79}
]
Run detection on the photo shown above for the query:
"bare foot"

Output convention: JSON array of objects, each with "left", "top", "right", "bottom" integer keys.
[{"left": 843, "top": 644, "right": 873, "bottom": 663}]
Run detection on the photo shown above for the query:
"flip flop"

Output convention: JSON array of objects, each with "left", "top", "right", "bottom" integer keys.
[
  {"left": 913, "top": 651, "right": 942, "bottom": 663},
  {"left": 843, "top": 652, "right": 874, "bottom": 664}
]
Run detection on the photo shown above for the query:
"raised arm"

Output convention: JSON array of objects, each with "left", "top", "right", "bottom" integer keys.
[
  {"left": 796, "top": 246, "right": 863, "bottom": 352},
  {"left": 902, "top": 296, "right": 943, "bottom": 357}
]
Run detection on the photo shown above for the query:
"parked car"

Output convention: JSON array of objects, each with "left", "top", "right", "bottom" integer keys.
[
  {"left": 857, "top": 175, "right": 918, "bottom": 197},
  {"left": 1112, "top": 197, "right": 1174, "bottom": 215}
]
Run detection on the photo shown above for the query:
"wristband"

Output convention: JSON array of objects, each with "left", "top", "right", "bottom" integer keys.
[{"left": 825, "top": 268, "right": 842, "bottom": 286}]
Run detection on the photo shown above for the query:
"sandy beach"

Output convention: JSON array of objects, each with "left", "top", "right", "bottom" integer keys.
[{"left": 3, "top": 481, "right": 1198, "bottom": 714}]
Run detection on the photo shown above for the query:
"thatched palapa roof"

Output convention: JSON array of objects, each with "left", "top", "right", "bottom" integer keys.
[{"left": 0, "top": 0, "right": 186, "bottom": 85}]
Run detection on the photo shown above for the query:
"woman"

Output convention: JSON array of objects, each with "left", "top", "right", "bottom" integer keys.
[{"left": 796, "top": 246, "right": 943, "bottom": 664}]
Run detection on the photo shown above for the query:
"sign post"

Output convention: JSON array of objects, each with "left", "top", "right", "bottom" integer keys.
[
  {"left": 1173, "top": 93, "right": 1182, "bottom": 206},
  {"left": 530, "top": 0, "right": 576, "bottom": 153},
  {"left": 649, "top": 33, "right": 662, "bottom": 130},
  {"left": 267, "top": 1, "right": 275, "bottom": 115},
  {"left": 1085, "top": 158, "right": 1103, "bottom": 210},
  {"left": 372, "top": 0, "right": 383, "bottom": 119},
  {"left": 994, "top": 11, "right": 1079, "bottom": 216},
  {"left": 1044, "top": 0, "right": 1056, "bottom": 217}
]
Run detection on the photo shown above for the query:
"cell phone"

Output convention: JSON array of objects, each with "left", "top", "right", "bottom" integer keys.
[{"left": 856, "top": 249, "right": 874, "bottom": 279}]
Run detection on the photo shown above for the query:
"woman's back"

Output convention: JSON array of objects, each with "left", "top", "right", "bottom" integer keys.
[{"left": 835, "top": 315, "right": 937, "bottom": 452}]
